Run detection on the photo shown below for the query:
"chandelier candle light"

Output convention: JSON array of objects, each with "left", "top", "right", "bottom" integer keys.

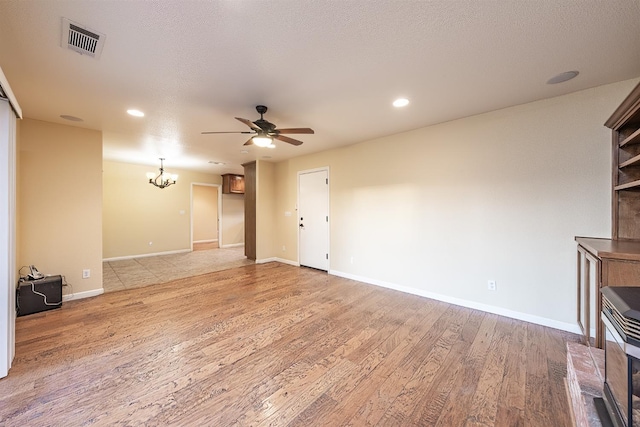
[{"left": 146, "top": 158, "right": 178, "bottom": 189}]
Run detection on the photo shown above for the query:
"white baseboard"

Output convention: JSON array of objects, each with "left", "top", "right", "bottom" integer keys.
[
  {"left": 63, "top": 288, "right": 104, "bottom": 302},
  {"left": 193, "top": 239, "right": 218, "bottom": 243},
  {"left": 103, "top": 249, "right": 191, "bottom": 262},
  {"left": 257, "top": 257, "right": 300, "bottom": 266},
  {"left": 329, "top": 269, "right": 581, "bottom": 335},
  {"left": 220, "top": 243, "right": 244, "bottom": 248},
  {"left": 275, "top": 258, "right": 300, "bottom": 267}
]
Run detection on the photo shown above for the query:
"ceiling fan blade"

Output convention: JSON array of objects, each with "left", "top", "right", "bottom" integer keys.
[
  {"left": 276, "top": 128, "right": 315, "bottom": 135},
  {"left": 201, "top": 131, "right": 253, "bottom": 134},
  {"left": 243, "top": 138, "right": 254, "bottom": 146},
  {"left": 235, "top": 117, "right": 262, "bottom": 131},
  {"left": 274, "top": 135, "right": 303, "bottom": 146}
]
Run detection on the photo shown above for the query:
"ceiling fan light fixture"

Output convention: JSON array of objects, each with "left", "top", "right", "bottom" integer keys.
[{"left": 252, "top": 135, "right": 273, "bottom": 147}]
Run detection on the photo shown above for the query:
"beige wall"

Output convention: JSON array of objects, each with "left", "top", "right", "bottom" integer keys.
[
  {"left": 192, "top": 184, "right": 218, "bottom": 242},
  {"left": 270, "top": 79, "right": 640, "bottom": 330},
  {"left": 221, "top": 193, "right": 244, "bottom": 247},
  {"left": 256, "top": 161, "right": 276, "bottom": 260},
  {"left": 19, "top": 119, "right": 103, "bottom": 296},
  {"left": 103, "top": 161, "right": 221, "bottom": 259}
]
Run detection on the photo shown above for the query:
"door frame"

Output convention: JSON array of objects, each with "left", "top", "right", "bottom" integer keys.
[
  {"left": 297, "top": 167, "right": 330, "bottom": 270},
  {"left": 190, "top": 182, "right": 222, "bottom": 250}
]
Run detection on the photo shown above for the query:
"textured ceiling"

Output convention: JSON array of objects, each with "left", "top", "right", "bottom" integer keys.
[{"left": 1, "top": 0, "right": 639, "bottom": 174}]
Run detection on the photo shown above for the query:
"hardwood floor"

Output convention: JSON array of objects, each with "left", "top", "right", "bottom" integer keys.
[{"left": 0, "top": 263, "right": 579, "bottom": 426}]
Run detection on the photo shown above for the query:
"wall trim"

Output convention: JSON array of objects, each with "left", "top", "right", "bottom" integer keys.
[
  {"left": 259, "top": 257, "right": 301, "bottom": 266},
  {"left": 63, "top": 288, "right": 104, "bottom": 302},
  {"left": 329, "top": 269, "right": 581, "bottom": 335},
  {"left": 193, "top": 239, "right": 218, "bottom": 243},
  {"left": 220, "top": 243, "right": 244, "bottom": 249},
  {"left": 275, "top": 258, "right": 300, "bottom": 267},
  {"left": 103, "top": 249, "right": 190, "bottom": 262}
]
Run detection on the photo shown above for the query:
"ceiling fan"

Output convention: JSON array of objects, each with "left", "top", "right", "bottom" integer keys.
[{"left": 202, "top": 105, "right": 314, "bottom": 147}]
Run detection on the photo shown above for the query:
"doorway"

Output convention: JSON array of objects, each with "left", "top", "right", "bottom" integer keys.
[
  {"left": 298, "top": 168, "right": 329, "bottom": 271},
  {"left": 191, "top": 183, "right": 221, "bottom": 250}
]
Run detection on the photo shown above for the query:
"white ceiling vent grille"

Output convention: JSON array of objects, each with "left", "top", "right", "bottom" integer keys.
[{"left": 61, "top": 18, "right": 105, "bottom": 59}]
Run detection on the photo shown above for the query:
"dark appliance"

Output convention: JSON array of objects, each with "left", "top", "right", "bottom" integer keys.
[{"left": 16, "top": 275, "right": 62, "bottom": 316}]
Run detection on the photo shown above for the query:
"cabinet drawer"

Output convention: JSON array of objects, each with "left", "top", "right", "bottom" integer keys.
[{"left": 605, "top": 259, "right": 640, "bottom": 286}]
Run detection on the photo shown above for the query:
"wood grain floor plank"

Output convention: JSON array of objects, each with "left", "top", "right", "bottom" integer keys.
[
  {"left": 346, "top": 305, "right": 460, "bottom": 426},
  {"left": 494, "top": 318, "right": 527, "bottom": 427},
  {"left": 407, "top": 309, "right": 485, "bottom": 426},
  {"left": 463, "top": 316, "right": 511, "bottom": 427},
  {"left": 376, "top": 307, "right": 472, "bottom": 426},
  {"left": 434, "top": 312, "right": 497, "bottom": 427},
  {"left": 0, "top": 264, "right": 579, "bottom": 427}
]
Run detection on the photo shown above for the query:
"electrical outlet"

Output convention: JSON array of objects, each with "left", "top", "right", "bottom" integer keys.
[
  {"left": 350, "top": 256, "right": 354, "bottom": 264},
  {"left": 487, "top": 280, "right": 496, "bottom": 291},
  {"left": 82, "top": 269, "right": 91, "bottom": 279},
  {"left": 282, "top": 245, "right": 286, "bottom": 252}
]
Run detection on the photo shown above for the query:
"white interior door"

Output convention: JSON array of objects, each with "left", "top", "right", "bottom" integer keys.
[{"left": 298, "top": 169, "right": 329, "bottom": 271}]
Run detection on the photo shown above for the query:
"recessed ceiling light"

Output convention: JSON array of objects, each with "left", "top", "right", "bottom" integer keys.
[
  {"left": 393, "top": 98, "right": 409, "bottom": 108},
  {"left": 60, "top": 114, "right": 83, "bottom": 122},
  {"left": 546, "top": 71, "right": 579, "bottom": 85},
  {"left": 127, "top": 109, "right": 144, "bottom": 117}
]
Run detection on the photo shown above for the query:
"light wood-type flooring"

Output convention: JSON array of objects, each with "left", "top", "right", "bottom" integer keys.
[{"left": 1, "top": 263, "right": 578, "bottom": 426}]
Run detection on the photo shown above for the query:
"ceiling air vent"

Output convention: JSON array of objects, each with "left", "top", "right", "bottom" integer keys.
[{"left": 61, "top": 18, "right": 105, "bottom": 59}]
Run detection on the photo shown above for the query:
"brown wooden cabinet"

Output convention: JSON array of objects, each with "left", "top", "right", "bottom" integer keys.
[
  {"left": 576, "top": 82, "right": 640, "bottom": 348},
  {"left": 575, "top": 237, "right": 640, "bottom": 348},
  {"left": 222, "top": 174, "right": 245, "bottom": 194}
]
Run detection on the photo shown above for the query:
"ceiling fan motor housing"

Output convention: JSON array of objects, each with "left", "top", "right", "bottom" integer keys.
[{"left": 202, "top": 104, "right": 312, "bottom": 146}]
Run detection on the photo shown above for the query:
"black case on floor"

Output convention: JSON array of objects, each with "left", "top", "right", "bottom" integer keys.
[{"left": 17, "top": 275, "right": 62, "bottom": 316}]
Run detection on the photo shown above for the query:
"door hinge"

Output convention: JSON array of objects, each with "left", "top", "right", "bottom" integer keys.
[
  {"left": 326, "top": 216, "right": 328, "bottom": 222},
  {"left": 326, "top": 254, "right": 328, "bottom": 259},
  {"left": 326, "top": 178, "right": 328, "bottom": 184}
]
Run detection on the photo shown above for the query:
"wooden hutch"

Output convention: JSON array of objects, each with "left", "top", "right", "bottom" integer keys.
[{"left": 576, "top": 82, "right": 640, "bottom": 348}]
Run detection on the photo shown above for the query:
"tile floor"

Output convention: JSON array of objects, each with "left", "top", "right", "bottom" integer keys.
[{"left": 103, "top": 246, "right": 253, "bottom": 293}]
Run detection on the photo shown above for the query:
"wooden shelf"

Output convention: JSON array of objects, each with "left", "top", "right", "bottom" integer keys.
[
  {"left": 614, "top": 179, "right": 640, "bottom": 191},
  {"left": 619, "top": 153, "right": 640, "bottom": 168},
  {"left": 620, "top": 128, "right": 640, "bottom": 148}
]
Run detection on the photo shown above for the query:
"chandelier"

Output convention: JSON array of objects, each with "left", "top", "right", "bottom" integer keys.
[{"left": 146, "top": 158, "right": 178, "bottom": 189}]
